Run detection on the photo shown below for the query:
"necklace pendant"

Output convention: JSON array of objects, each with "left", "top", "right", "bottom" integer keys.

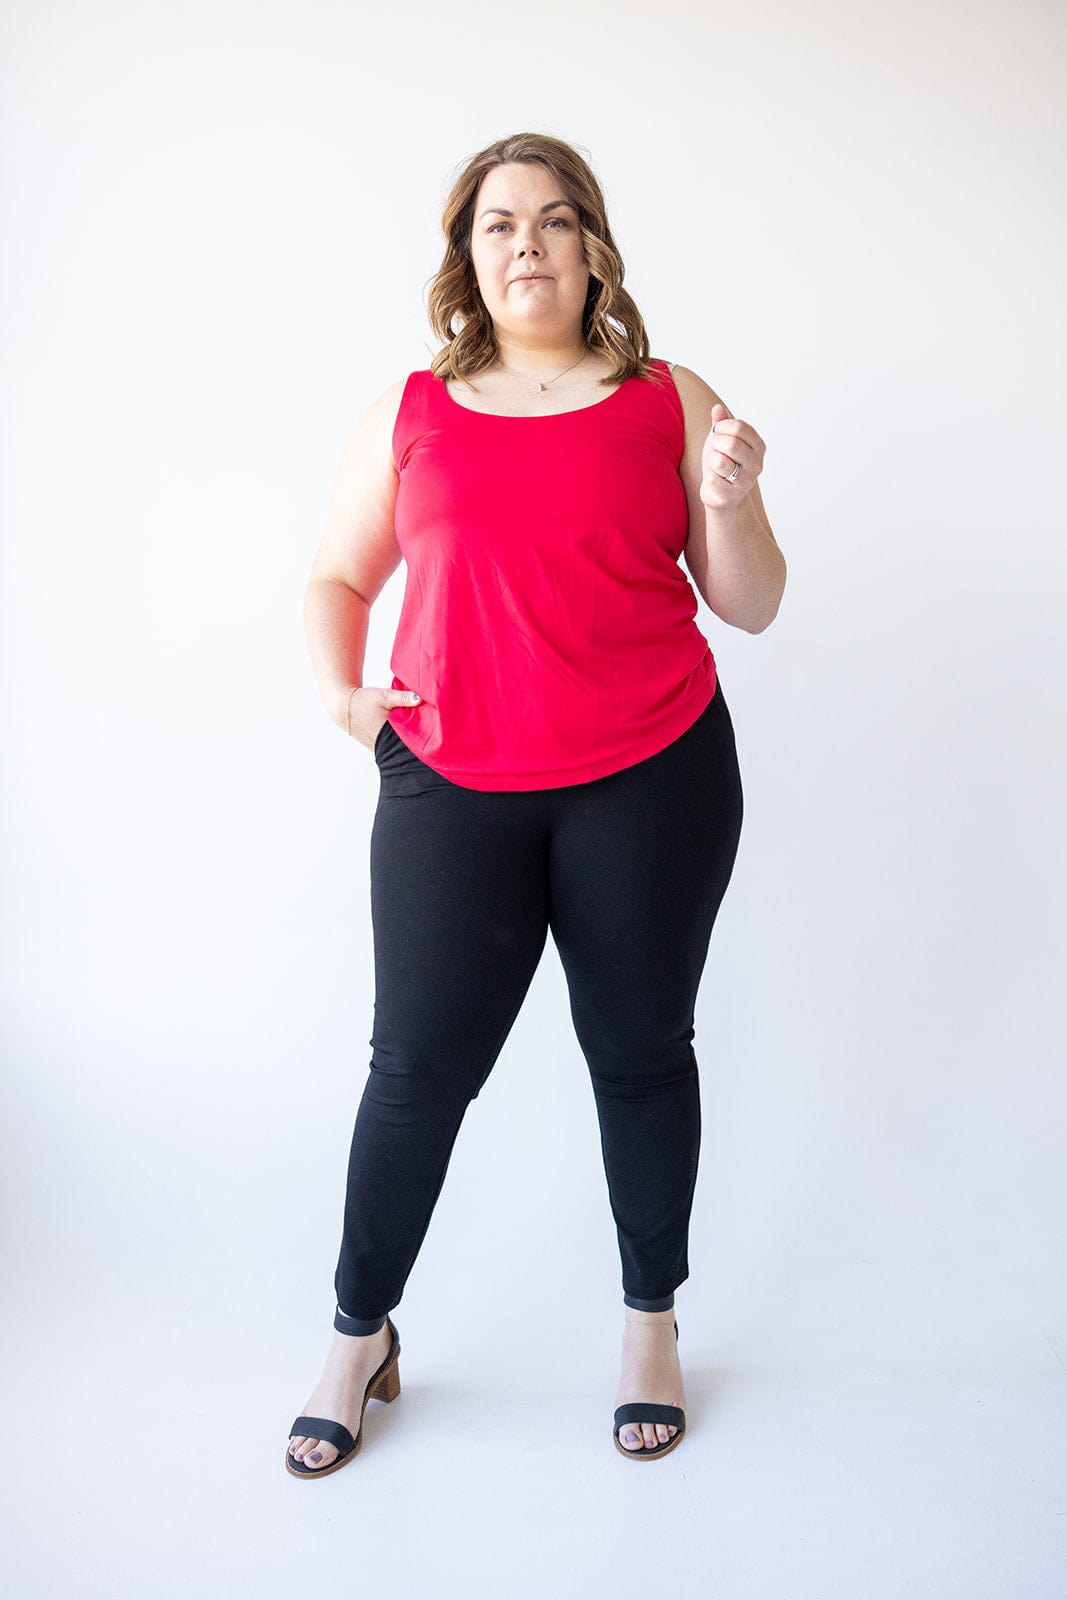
[{"left": 537, "top": 381, "right": 545, "bottom": 393}]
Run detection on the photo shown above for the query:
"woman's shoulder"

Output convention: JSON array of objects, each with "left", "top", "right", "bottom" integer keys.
[
  {"left": 648, "top": 362, "right": 734, "bottom": 464},
  {"left": 329, "top": 375, "right": 417, "bottom": 484},
  {"left": 660, "top": 363, "right": 729, "bottom": 424},
  {"left": 347, "top": 372, "right": 429, "bottom": 450},
  {"left": 371, "top": 372, "right": 421, "bottom": 421}
]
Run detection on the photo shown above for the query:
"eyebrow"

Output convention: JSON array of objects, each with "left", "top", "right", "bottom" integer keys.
[{"left": 478, "top": 200, "right": 576, "bottom": 219}]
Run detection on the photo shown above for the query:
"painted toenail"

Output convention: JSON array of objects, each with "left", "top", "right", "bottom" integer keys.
[{"left": 307, "top": 1450, "right": 323, "bottom": 1464}]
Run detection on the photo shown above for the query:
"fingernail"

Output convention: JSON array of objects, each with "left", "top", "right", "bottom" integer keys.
[{"left": 408, "top": 692, "right": 420, "bottom": 703}]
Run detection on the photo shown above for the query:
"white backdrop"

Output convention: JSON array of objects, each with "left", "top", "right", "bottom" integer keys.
[{"left": 2, "top": 2, "right": 1064, "bottom": 1596}]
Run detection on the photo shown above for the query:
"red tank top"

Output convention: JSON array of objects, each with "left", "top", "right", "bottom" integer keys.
[{"left": 383, "top": 358, "right": 717, "bottom": 790}]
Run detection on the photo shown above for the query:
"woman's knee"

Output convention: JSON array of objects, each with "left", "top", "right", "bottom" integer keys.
[
  {"left": 364, "top": 1036, "right": 479, "bottom": 1120},
  {"left": 578, "top": 1028, "right": 700, "bottom": 1094}
]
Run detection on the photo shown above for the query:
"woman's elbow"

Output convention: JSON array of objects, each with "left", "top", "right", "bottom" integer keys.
[
  {"left": 747, "top": 556, "right": 787, "bottom": 633},
  {"left": 746, "top": 583, "right": 786, "bottom": 634},
  {"left": 722, "top": 561, "right": 786, "bottom": 634},
  {"left": 738, "top": 602, "right": 778, "bottom": 635}
]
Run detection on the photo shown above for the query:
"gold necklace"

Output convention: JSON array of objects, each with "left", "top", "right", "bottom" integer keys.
[{"left": 495, "top": 351, "right": 589, "bottom": 394}]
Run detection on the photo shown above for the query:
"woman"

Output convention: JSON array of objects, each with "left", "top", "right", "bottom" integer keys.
[{"left": 287, "top": 132, "right": 785, "bottom": 1474}]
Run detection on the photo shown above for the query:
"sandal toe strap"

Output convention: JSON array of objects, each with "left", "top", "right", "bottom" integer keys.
[
  {"left": 613, "top": 1404, "right": 685, "bottom": 1432},
  {"left": 289, "top": 1415, "right": 357, "bottom": 1455}
]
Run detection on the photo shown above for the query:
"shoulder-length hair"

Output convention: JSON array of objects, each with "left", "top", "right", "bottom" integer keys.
[{"left": 427, "top": 132, "right": 653, "bottom": 387}]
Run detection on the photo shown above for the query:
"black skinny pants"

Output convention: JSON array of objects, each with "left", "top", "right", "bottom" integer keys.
[{"left": 332, "top": 685, "right": 744, "bottom": 1333}]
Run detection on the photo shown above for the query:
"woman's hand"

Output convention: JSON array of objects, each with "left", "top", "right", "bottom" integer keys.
[
  {"left": 700, "top": 403, "right": 767, "bottom": 512},
  {"left": 343, "top": 686, "right": 421, "bottom": 750}
]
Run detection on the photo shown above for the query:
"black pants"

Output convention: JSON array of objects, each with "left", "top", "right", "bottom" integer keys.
[{"left": 333, "top": 685, "right": 744, "bottom": 1333}]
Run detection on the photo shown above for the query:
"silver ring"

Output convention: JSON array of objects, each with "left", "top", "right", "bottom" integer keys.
[{"left": 727, "top": 462, "right": 740, "bottom": 483}]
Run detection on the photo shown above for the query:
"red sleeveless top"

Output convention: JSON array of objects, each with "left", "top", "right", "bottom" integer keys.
[{"left": 382, "top": 358, "right": 717, "bottom": 791}]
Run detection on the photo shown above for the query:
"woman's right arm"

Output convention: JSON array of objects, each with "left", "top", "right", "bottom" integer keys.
[{"left": 304, "top": 377, "right": 417, "bottom": 749}]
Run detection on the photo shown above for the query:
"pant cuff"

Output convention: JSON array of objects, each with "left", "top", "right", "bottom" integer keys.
[
  {"left": 334, "top": 1305, "right": 387, "bottom": 1336},
  {"left": 623, "top": 1291, "right": 675, "bottom": 1313}
]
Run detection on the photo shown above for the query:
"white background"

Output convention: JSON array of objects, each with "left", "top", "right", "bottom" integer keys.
[{"left": 2, "top": 1, "right": 1064, "bottom": 1595}]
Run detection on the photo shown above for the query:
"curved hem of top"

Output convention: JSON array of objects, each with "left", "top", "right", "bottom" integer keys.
[{"left": 389, "top": 663, "right": 718, "bottom": 793}]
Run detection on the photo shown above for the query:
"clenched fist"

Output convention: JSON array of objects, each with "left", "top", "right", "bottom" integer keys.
[{"left": 700, "top": 402, "right": 766, "bottom": 512}]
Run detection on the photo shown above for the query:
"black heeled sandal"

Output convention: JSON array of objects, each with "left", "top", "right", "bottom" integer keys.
[
  {"left": 286, "top": 1312, "right": 401, "bottom": 1478},
  {"left": 613, "top": 1317, "right": 686, "bottom": 1461}
]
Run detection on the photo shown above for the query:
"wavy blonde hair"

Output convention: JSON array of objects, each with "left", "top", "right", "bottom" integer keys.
[{"left": 427, "top": 132, "right": 653, "bottom": 387}]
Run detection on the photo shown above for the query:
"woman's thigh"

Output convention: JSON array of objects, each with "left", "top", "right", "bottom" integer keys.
[
  {"left": 369, "top": 724, "right": 551, "bottom": 1100},
  {"left": 545, "top": 688, "right": 744, "bottom": 1059}
]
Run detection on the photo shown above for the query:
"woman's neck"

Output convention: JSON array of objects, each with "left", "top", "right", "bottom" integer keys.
[{"left": 492, "top": 332, "right": 589, "bottom": 380}]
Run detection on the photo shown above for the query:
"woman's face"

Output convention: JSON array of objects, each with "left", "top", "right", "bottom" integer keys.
[{"left": 468, "top": 162, "right": 590, "bottom": 346}]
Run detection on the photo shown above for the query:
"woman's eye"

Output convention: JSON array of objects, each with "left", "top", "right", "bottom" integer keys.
[{"left": 485, "top": 217, "right": 570, "bottom": 234}]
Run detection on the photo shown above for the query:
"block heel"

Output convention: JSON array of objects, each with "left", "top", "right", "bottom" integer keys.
[{"left": 370, "top": 1360, "right": 401, "bottom": 1403}]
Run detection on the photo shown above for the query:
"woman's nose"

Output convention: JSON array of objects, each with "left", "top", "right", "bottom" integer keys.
[{"left": 514, "top": 232, "right": 541, "bottom": 258}]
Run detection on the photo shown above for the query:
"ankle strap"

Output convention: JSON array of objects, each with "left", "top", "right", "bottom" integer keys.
[
  {"left": 334, "top": 1306, "right": 387, "bottom": 1336},
  {"left": 623, "top": 1292, "right": 675, "bottom": 1313}
]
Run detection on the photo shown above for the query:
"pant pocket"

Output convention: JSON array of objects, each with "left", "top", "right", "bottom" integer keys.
[{"left": 375, "top": 722, "right": 456, "bottom": 795}]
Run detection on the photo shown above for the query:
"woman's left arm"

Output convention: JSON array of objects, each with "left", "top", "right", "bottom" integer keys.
[{"left": 672, "top": 365, "right": 786, "bottom": 634}]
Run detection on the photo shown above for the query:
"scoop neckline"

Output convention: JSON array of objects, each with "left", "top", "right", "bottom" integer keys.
[{"left": 440, "top": 368, "right": 635, "bottom": 420}]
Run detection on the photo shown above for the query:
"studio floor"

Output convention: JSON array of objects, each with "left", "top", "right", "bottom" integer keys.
[{"left": 5, "top": 1268, "right": 1063, "bottom": 1600}]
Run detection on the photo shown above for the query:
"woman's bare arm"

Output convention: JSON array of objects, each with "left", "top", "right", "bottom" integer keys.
[
  {"left": 304, "top": 378, "right": 408, "bottom": 734},
  {"left": 672, "top": 365, "right": 786, "bottom": 634}
]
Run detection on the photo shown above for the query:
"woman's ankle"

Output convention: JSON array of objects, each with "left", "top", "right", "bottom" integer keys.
[{"left": 333, "top": 1305, "right": 388, "bottom": 1337}]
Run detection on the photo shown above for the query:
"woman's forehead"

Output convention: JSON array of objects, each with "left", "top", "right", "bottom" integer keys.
[{"left": 475, "top": 162, "right": 573, "bottom": 210}]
